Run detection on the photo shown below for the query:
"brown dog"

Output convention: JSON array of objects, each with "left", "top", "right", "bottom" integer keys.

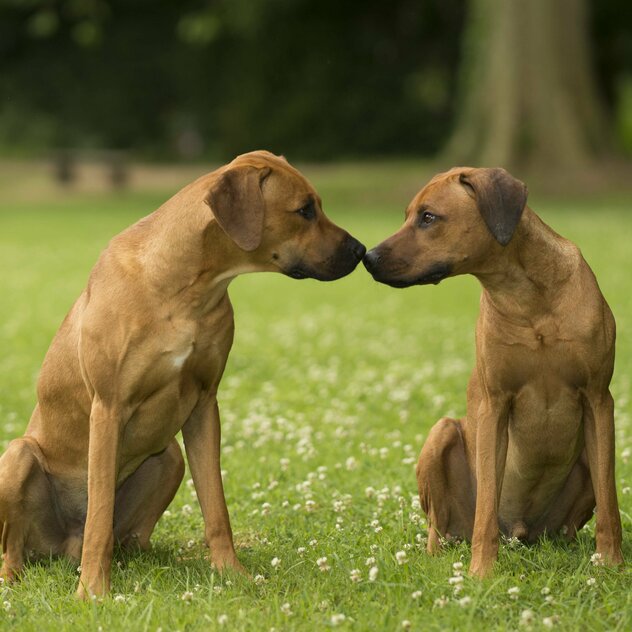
[
  {"left": 0, "top": 150, "right": 365, "bottom": 598},
  {"left": 364, "top": 167, "right": 623, "bottom": 577}
]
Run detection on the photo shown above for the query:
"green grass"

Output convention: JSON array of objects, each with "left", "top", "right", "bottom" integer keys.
[{"left": 0, "top": 164, "right": 631, "bottom": 630}]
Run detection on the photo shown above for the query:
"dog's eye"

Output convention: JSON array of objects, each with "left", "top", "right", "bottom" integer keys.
[
  {"left": 419, "top": 211, "right": 436, "bottom": 226},
  {"left": 296, "top": 205, "right": 316, "bottom": 220}
]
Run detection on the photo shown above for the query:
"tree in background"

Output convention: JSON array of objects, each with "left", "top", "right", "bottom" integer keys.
[
  {"left": 0, "top": 0, "right": 629, "bottom": 162},
  {"left": 444, "top": 0, "right": 614, "bottom": 170}
]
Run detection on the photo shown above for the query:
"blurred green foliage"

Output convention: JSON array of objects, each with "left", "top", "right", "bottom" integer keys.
[{"left": 0, "top": 0, "right": 630, "bottom": 160}]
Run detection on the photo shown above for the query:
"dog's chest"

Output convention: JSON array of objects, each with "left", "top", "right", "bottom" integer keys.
[
  {"left": 120, "top": 309, "right": 234, "bottom": 459},
  {"left": 486, "top": 317, "right": 592, "bottom": 393}
]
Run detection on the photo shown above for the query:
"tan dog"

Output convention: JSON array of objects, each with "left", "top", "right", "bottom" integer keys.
[
  {"left": 364, "top": 167, "right": 623, "bottom": 577},
  {"left": 0, "top": 150, "right": 366, "bottom": 598}
]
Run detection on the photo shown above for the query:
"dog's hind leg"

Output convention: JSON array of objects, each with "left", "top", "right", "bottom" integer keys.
[
  {"left": 0, "top": 436, "right": 64, "bottom": 582},
  {"left": 113, "top": 438, "right": 184, "bottom": 550},
  {"left": 416, "top": 417, "right": 475, "bottom": 553},
  {"left": 528, "top": 451, "right": 595, "bottom": 542}
]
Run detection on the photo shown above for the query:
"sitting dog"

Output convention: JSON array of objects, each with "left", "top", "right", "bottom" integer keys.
[
  {"left": 0, "top": 150, "right": 366, "bottom": 598},
  {"left": 364, "top": 167, "right": 623, "bottom": 577}
]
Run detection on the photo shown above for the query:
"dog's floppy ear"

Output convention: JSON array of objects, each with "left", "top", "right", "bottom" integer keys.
[
  {"left": 204, "top": 165, "right": 271, "bottom": 251},
  {"left": 459, "top": 168, "right": 527, "bottom": 246}
]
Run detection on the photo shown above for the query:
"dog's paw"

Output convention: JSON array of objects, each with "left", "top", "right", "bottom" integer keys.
[
  {"left": 0, "top": 565, "right": 20, "bottom": 585},
  {"left": 594, "top": 548, "right": 624, "bottom": 567},
  {"left": 211, "top": 554, "right": 248, "bottom": 576},
  {"left": 468, "top": 558, "right": 494, "bottom": 579},
  {"left": 75, "top": 574, "right": 109, "bottom": 601}
]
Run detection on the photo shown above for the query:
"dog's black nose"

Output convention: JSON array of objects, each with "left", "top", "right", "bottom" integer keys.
[
  {"left": 348, "top": 237, "right": 367, "bottom": 260},
  {"left": 363, "top": 248, "right": 381, "bottom": 272}
]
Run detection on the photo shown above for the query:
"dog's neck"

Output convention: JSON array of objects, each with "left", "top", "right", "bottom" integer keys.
[
  {"left": 126, "top": 198, "right": 254, "bottom": 317},
  {"left": 473, "top": 208, "right": 579, "bottom": 323}
]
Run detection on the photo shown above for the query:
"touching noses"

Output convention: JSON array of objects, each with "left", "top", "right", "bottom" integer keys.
[{"left": 362, "top": 248, "right": 381, "bottom": 273}]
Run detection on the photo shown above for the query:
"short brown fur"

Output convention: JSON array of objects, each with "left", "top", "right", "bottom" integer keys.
[
  {"left": 364, "top": 167, "right": 623, "bottom": 577},
  {"left": 0, "top": 151, "right": 365, "bottom": 598}
]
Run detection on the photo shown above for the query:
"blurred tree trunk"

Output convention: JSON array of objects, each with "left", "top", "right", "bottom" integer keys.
[{"left": 444, "top": 0, "right": 612, "bottom": 169}]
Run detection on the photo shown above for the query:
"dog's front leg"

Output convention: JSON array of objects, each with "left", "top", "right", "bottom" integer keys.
[
  {"left": 469, "top": 396, "right": 510, "bottom": 579},
  {"left": 76, "top": 399, "right": 120, "bottom": 600},
  {"left": 182, "top": 395, "right": 243, "bottom": 573},
  {"left": 583, "top": 390, "right": 623, "bottom": 565}
]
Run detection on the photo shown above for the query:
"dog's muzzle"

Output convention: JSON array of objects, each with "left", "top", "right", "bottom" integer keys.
[
  {"left": 285, "top": 235, "right": 366, "bottom": 281},
  {"left": 364, "top": 248, "right": 452, "bottom": 288}
]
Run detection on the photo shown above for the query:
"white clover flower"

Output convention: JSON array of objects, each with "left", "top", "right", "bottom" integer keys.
[
  {"left": 458, "top": 596, "right": 472, "bottom": 607},
  {"left": 261, "top": 502, "right": 271, "bottom": 515},
  {"left": 365, "top": 556, "right": 376, "bottom": 566},
  {"left": 181, "top": 504, "right": 193, "bottom": 516},
  {"left": 3, "top": 601, "right": 11, "bottom": 611},
  {"left": 345, "top": 456, "right": 357, "bottom": 470},
  {"left": 412, "top": 590, "right": 422, "bottom": 600},
  {"left": 365, "top": 486, "right": 376, "bottom": 498},
  {"left": 508, "top": 586, "right": 520, "bottom": 599},
  {"left": 309, "top": 539, "right": 318, "bottom": 547},
  {"left": 368, "top": 566, "right": 379, "bottom": 582},
  {"left": 586, "top": 577, "right": 596, "bottom": 586},
  {"left": 449, "top": 576, "right": 464, "bottom": 585},
  {"left": 181, "top": 591, "right": 194, "bottom": 602},
  {"left": 305, "top": 500, "right": 316, "bottom": 513},
  {"left": 349, "top": 569, "right": 362, "bottom": 583},
  {"left": 401, "top": 620, "right": 412, "bottom": 630},
  {"left": 434, "top": 595, "right": 448, "bottom": 608},
  {"left": 113, "top": 594, "right": 126, "bottom": 603},
  {"left": 590, "top": 553, "right": 604, "bottom": 566},
  {"left": 316, "top": 557, "right": 330, "bottom": 572},
  {"left": 331, "top": 613, "right": 346, "bottom": 626},
  {"left": 621, "top": 447, "right": 630, "bottom": 463},
  {"left": 271, "top": 557, "right": 281, "bottom": 569},
  {"left": 452, "top": 561, "right": 463, "bottom": 571},
  {"left": 254, "top": 574, "right": 266, "bottom": 585},
  {"left": 542, "top": 616, "right": 559, "bottom": 628},
  {"left": 520, "top": 609, "right": 535, "bottom": 626},
  {"left": 541, "top": 586, "right": 551, "bottom": 595},
  {"left": 395, "top": 551, "right": 408, "bottom": 565},
  {"left": 333, "top": 500, "right": 345, "bottom": 513},
  {"left": 218, "top": 614, "right": 228, "bottom": 625},
  {"left": 280, "top": 602, "right": 293, "bottom": 616},
  {"left": 297, "top": 546, "right": 306, "bottom": 556}
]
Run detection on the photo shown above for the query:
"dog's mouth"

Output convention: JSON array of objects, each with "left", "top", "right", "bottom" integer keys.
[
  {"left": 283, "top": 237, "right": 366, "bottom": 282},
  {"left": 286, "top": 266, "right": 310, "bottom": 280},
  {"left": 367, "top": 262, "right": 453, "bottom": 288}
]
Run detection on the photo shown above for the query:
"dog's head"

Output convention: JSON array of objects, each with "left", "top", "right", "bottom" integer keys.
[
  {"left": 363, "top": 167, "right": 527, "bottom": 288},
  {"left": 204, "top": 150, "right": 365, "bottom": 281}
]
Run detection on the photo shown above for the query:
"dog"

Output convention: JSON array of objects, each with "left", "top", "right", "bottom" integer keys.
[
  {"left": 364, "top": 167, "right": 623, "bottom": 577},
  {"left": 0, "top": 150, "right": 366, "bottom": 598}
]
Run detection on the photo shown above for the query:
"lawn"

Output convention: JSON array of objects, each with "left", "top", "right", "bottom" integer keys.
[{"left": 0, "top": 162, "right": 631, "bottom": 631}]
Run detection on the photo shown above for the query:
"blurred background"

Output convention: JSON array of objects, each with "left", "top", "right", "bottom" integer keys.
[{"left": 1, "top": 0, "right": 631, "bottom": 193}]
